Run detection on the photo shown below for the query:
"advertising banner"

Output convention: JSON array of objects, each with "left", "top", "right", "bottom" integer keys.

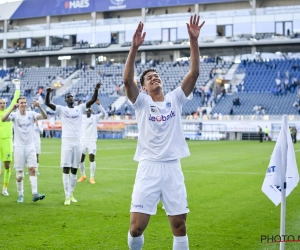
[{"left": 10, "top": 0, "right": 246, "bottom": 19}]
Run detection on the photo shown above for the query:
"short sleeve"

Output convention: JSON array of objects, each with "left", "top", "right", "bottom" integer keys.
[
  {"left": 7, "top": 112, "right": 15, "bottom": 121},
  {"left": 33, "top": 111, "right": 40, "bottom": 120},
  {"left": 80, "top": 103, "right": 86, "bottom": 113},
  {"left": 55, "top": 105, "right": 62, "bottom": 115},
  {"left": 169, "top": 86, "right": 193, "bottom": 106},
  {"left": 128, "top": 92, "right": 148, "bottom": 111}
]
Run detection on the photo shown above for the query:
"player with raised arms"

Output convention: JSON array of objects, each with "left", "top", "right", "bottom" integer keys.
[
  {"left": 77, "top": 98, "right": 107, "bottom": 184},
  {"left": 0, "top": 79, "right": 20, "bottom": 196},
  {"left": 45, "top": 83, "right": 101, "bottom": 205},
  {"left": 123, "top": 14, "right": 205, "bottom": 249}
]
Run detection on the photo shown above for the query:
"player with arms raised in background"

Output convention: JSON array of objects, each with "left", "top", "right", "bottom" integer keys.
[
  {"left": 0, "top": 79, "right": 20, "bottom": 196},
  {"left": 45, "top": 83, "right": 101, "bottom": 205},
  {"left": 77, "top": 98, "right": 107, "bottom": 184}
]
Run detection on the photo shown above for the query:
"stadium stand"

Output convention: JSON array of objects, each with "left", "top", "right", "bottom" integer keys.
[{"left": 27, "top": 45, "right": 63, "bottom": 52}]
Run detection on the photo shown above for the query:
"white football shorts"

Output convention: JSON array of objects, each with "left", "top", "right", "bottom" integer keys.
[
  {"left": 35, "top": 143, "right": 41, "bottom": 154},
  {"left": 60, "top": 139, "right": 81, "bottom": 169},
  {"left": 14, "top": 145, "right": 37, "bottom": 171},
  {"left": 81, "top": 141, "right": 96, "bottom": 156},
  {"left": 130, "top": 160, "right": 189, "bottom": 216}
]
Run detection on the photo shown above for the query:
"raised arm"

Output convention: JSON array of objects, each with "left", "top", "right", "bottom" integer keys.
[
  {"left": 33, "top": 101, "right": 47, "bottom": 120},
  {"left": 7, "top": 80, "right": 20, "bottom": 111},
  {"left": 95, "top": 98, "right": 107, "bottom": 119},
  {"left": 123, "top": 22, "right": 146, "bottom": 104},
  {"left": 86, "top": 83, "right": 101, "bottom": 108},
  {"left": 2, "top": 104, "right": 18, "bottom": 122},
  {"left": 181, "top": 14, "right": 205, "bottom": 97},
  {"left": 45, "top": 88, "right": 56, "bottom": 111}
]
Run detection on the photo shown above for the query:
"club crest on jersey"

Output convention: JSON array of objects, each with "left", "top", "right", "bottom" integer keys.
[
  {"left": 166, "top": 102, "right": 171, "bottom": 108},
  {"left": 150, "top": 105, "right": 157, "bottom": 113}
]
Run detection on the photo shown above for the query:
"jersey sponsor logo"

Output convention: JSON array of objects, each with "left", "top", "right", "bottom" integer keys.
[
  {"left": 65, "top": 114, "right": 79, "bottom": 119},
  {"left": 17, "top": 119, "right": 31, "bottom": 128},
  {"left": 64, "top": 0, "right": 89, "bottom": 9},
  {"left": 148, "top": 111, "right": 175, "bottom": 122}
]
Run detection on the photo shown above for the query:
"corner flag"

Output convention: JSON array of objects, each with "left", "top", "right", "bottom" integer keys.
[{"left": 261, "top": 116, "right": 299, "bottom": 206}]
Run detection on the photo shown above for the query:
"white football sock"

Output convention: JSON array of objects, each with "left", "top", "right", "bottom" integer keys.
[
  {"left": 79, "top": 162, "right": 85, "bottom": 176},
  {"left": 16, "top": 181, "right": 23, "bottom": 196},
  {"left": 128, "top": 231, "right": 144, "bottom": 250},
  {"left": 173, "top": 235, "right": 189, "bottom": 250},
  {"left": 69, "top": 173, "right": 77, "bottom": 196},
  {"left": 63, "top": 173, "right": 69, "bottom": 199},
  {"left": 30, "top": 176, "right": 38, "bottom": 194},
  {"left": 90, "top": 161, "right": 96, "bottom": 178},
  {"left": 16, "top": 171, "right": 24, "bottom": 196}
]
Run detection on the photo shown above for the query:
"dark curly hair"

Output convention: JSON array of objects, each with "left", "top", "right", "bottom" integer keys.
[
  {"left": 140, "top": 68, "right": 159, "bottom": 86},
  {"left": 64, "top": 92, "right": 73, "bottom": 99}
]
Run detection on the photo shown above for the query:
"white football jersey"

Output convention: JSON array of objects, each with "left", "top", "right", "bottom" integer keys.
[
  {"left": 56, "top": 104, "right": 86, "bottom": 139},
  {"left": 8, "top": 111, "right": 39, "bottom": 146},
  {"left": 130, "top": 87, "right": 191, "bottom": 162}
]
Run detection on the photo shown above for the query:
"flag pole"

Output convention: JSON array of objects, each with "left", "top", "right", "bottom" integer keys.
[
  {"left": 280, "top": 182, "right": 286, "bottom": 250},
  {"left": 280, "top": 115, "right": 288, "bottom": 250}
]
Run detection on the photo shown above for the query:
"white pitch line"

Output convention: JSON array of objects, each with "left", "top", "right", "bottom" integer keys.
[{"left": 40, "top": 165, "right": 262, "bottom": 175}]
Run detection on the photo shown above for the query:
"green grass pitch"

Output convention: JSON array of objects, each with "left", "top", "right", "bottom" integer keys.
[{"left": 1, "top": 139, "right": 300, "bottom": 250}]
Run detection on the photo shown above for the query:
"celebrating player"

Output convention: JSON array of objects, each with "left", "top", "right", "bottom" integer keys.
[
  {"left": 45, "top": 83, "right": 101, "bottom": 205},
  {"left": 0, "top": 79, "right": 20, "bottom": 196},
  {"left": 2, "top": 98, "right": 47, "bottom": 202},
  {"left": 123, "top": 14, "right": 205, "bottom": 249},
  {"left": 77, "top": 98, "right": 107, "bottom": 184}
]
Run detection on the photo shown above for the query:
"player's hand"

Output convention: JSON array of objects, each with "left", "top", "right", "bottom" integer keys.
[
  {"left": 186, "top": 14, "right": 205, "bottom": 40},
  {"left": 12, "top": 103, "right": 19, "bottom": 110},
  {"left": 12, "top": 79, "right": 20, "bottom": 89},
  {"left": 12, "top": 79, "right": 20, "bottom": 86},
  {"left": 33, "top": 101, "right": 40, "bottom": 108},
  {"left": 132, "top": 22, "right": 146, "bottom": 49},
  {"left": 46, "top": 87, "right": 53, "bottom": 93},
  {"left": 96, "top": 98, "right": 100, "bottom": 105},
  {"left": 95, "top": 82, "right": 102, "bottom": 90}
]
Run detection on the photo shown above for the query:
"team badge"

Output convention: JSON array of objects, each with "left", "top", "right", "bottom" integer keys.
[
  {"left": 150, "top": 105, "right": 158, "bottom": 113},
  {"left": 166, "top": 102, "right": 171, "bottom": 108}
]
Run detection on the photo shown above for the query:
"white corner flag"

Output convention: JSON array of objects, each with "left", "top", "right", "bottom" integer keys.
[{"left": 262, "top": 116, "right": 299, "bottom": 206}]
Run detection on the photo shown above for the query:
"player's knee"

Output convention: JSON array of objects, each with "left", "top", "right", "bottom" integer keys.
[
  {"left": 172, "top": 223, "right": 186, "bottom": 236},
  {"left": 130, "top": 227, "right": 144, "bottom": 237},
  {"left": 28, "top": 167, "right": 36, "bottom": 175},
  {"left": 16, "top": 171, "right": 24, "bottom": 182},
  {"left": 71, "top": 168, "right": 77, "bottom": 175},
  {"left": 63, "top": 167, "right": 70, "bottom": 174}
]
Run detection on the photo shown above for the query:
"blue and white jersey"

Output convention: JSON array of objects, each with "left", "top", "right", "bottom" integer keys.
[
  {"left": 129, "top": 87, "right": 191, "bottom": 162},
  {"left": 8, "top": 111, "right": 39, "bottom": 146},
  {"left": 56, "top": 104, "right": 86, "bottom": 139},
  {"left": 81, "top": 104, "right": 107, "bottom": 142}
]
